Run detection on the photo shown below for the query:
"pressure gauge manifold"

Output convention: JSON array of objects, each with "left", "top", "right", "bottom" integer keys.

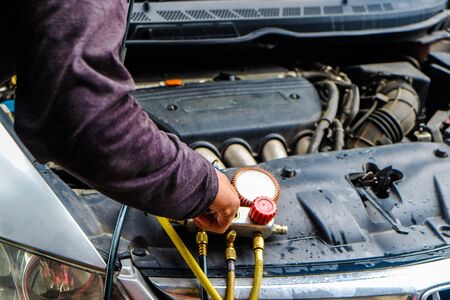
[{"left": 231, "top": 167, "right": 281, "bottom": 207}]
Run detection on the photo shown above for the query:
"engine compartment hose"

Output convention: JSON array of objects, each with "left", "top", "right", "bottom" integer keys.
[
  {"left": 332, "top": 119, "right": 345, "bottom": 151},
  {"left": 307, "top": 81, "right": 340, "bottom": 153},
  {"left": 225, "top": 231, "right": 237, "bottom": 300},
  {"left": 103, "top": 205, "right": 128, "bottom": 300},
  {"left": 197, "top": 231, "right": 209, "bottom": 300},
  {"left": 347, "top": 85, "right": 360, "bottom": 128},
  {"left": 348, "top": 80, "right": 420, "bottom": 148},
  {"left": 350, "top": 99, "right": 378, "bottom": 132},
  {"left": 340, "top": 85, "right": 360, "bottom": 128},
  {"left": 156, "top": 217, "right": 222, "bottom": 300},
  {"left": 249, "top": 233, "right": 264, "bottom": 300}
]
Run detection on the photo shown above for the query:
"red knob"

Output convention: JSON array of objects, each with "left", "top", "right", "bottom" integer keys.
[{"left": 249, "top": 197, "right": 277, "bottom": 225}]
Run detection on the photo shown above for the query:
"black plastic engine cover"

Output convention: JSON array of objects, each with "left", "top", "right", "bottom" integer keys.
[
  {"left": 123, "top": 143, "right": 450, "bottom": 277},
  {"left": 48, "top": 142, "right": 450, "bottom": 277},
  {"left": 133, "top": 77, "right": 322, "bottom": 152}
]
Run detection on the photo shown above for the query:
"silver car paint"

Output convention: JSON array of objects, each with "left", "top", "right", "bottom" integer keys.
[
  {"left": 0, "top": 122, "right": 106, "bottom": 271},
  {"left": 118, "top": 259, "right": 159, "bottom": 299}
]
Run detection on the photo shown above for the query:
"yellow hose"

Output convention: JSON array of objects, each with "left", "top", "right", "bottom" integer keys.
[
  {"left": 225, "top": 269, "right": 235, "bottom": 300},
  {"left": 156, "top": 216, "right": 222, "bottom": 300},
  {"left": 249, "top": 233, "right": 264, "bottom": 300}
]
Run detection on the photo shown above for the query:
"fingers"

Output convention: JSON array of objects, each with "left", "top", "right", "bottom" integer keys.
[
  {"left": 194, "top": 214, "right": 228, "bottom": 234},
  {"left": 193, "top": 206, "right": 237, "bottom": 234},
  {"left": 193, "top": 170, "right": 240, "bottom": 234}
]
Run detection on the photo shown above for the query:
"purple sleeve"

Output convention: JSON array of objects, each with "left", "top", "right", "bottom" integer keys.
[{"left": 14, "top": 0, "right": 218, "bottom": 219}]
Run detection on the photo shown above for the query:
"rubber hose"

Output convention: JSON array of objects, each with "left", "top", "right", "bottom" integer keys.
[
  {"left": 225, "top": 262, "right": 236, "bottom": 300},
  {"left": 348, "top": 81, "right": 420, "bottom": 148},
  {"left": 340, "top": 87, "right": 353, "bottom": 124},
  {"left": 199, "top": 255, "right": 209, "bottom": 300},
  {"left": 156, "top": 217, "right": 222, "bottom": 300},
  {"left": 249, "top": 233, "right": 264, "bottom": 300},
  {"left": 301, "top": 71, "right": 336, "bottom": 81},
  {"left": 332, "top": 119, "right": 345, "bottom": 151},
  {"left": 300, "top": 71, "right": 352, "bottom": 86},
  {"left": 307, "top": 81, "right": 340, "bottom": 153},
  {"left": 346, "top": 85, "right": 360, "bottom": 127},
  {"left": 350, "top": 100, "right": 378, "bottom": 132},
  {"left": 103, "top": 205, "right": 128, "bottom": 300}
]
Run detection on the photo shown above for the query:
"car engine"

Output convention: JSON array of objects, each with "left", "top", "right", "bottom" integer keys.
[
  {"left": 134, "top": 76, "right": 322, "bottom": 167},
  {"left": 132, "top": 61, "right": 447, "bottom": 169},
  {"left": 107, "top": 55, "right": 450, "bottom": 298}
]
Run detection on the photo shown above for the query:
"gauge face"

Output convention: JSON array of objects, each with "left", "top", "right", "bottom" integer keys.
[{"left": 232, "top": 167, "right": 280, "bottom": 207}]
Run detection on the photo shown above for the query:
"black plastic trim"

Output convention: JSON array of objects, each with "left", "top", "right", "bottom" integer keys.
[{"left": 127, "top": 1, "right": 448, "bottom": 45}]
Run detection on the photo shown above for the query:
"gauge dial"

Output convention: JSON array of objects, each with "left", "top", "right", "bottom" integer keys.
[{"left": 231, "top": 167, "right": 280, "bottom": 207}]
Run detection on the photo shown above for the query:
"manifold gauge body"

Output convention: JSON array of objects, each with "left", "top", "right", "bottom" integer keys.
[{"left": 231, "top": 167, "right": 280, "bottom": 207}]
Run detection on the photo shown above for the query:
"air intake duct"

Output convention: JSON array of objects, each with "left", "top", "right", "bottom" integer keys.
[{"left": 348, "top": 80, "right": 420, "bottom": 148}]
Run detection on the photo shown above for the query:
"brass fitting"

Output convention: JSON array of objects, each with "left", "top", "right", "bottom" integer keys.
[
  {"left": 253, "top": 233, "right": 264, "bottom": 251},
  {"left": 196, "top": 231, "right": 208, "bottom": 256},
  {"left": 225, "top": 230, "right": 237, "bottom": 262},
  {"left": 226, "top": 230, "right": 236, "bottom": 245},
  {"left": 272, "top": 224, "right": 288, "bottom": 235}
]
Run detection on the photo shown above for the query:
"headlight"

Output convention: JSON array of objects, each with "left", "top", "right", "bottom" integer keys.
[{"left": 0, "top": 241, "right": 103, "bottom": 299}]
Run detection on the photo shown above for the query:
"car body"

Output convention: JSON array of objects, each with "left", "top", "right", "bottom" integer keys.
[{"left": 1, "top": 0, "right": 450, "bottom": 299}]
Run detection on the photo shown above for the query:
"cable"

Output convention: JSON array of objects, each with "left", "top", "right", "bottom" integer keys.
[
  {"left": 307, "top": 81, "right": 340, "bottom": 153},
  {"left": 196, "top": 231, "right": 209, "bottom": 300},
  {"left": 103, "top": 205, "right": 128, "bottom": 300},
  {"left": 156, "top": 216, "right": 222, "bottom": 300},
  {"left": 249, "top": 233, "right": 264, "bottom": 300}
]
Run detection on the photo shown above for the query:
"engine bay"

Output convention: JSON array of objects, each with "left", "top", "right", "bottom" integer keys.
[
  {"left": 29, "top": 42, "right": 450, "bottom": 261},
  {"left": 131, "top": 60, "right": 448, "bottom": 168},
  {"left": 115, "top": 51, "right": 450, "bottom": 274},
  {"left": 2, "top": 20, "right": 450, "bottom": 299}
]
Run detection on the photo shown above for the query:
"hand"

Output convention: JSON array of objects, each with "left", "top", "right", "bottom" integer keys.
[{"left": 194, "top": 170, "right": 240, "bottom": 234}]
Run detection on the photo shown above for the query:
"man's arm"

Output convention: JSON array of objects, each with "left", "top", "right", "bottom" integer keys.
[{"left": 14, "top": 0, "right": 239, "bottom": 225}]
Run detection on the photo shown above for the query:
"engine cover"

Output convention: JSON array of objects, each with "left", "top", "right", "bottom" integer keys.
[
  {"left": 133, "top": 77, "right": 322, "bottom": 152},
  {"left": 119, "top": 142, "right": 450, "bottom": 277}
]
